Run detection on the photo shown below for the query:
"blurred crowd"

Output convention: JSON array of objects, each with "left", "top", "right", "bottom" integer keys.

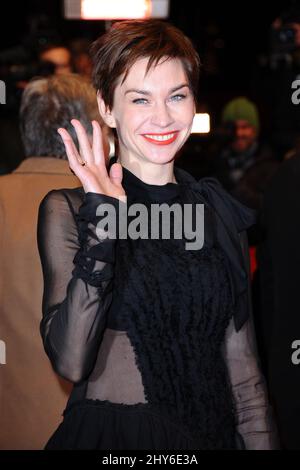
[{"left": 1, "top": 4, "right": 300, "bottom": 450}]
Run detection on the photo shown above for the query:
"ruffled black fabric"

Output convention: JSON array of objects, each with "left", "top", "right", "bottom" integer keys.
[
  {"left": 184, "top": 177, "right": 256, "bottom": 331},
  {"left": 72, "top": 193, "right": 121, "bottom": 288},
  {"left": 112, "top": 236, "right": 236, "bottom": 449},
  {"left": 45, "top": 399, "right": 207, "bottom": 450},
  {"left": 81, "top": 161, "right": 234, "bottom": 448},
  {"left": 38, "top": 157, "right": 276, "bottom": 450},
  {"left": 115, "top": 157, "right": 257, "bottom": 331}
]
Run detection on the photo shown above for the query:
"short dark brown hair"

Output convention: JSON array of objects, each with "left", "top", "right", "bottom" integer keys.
[{"left": 91, "top": 19, "right": 201, "bottom": 109}]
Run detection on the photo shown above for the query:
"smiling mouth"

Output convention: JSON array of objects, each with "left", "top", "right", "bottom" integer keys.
[{"left": 142, "top": 131, "right": 179, "bottom": 145}]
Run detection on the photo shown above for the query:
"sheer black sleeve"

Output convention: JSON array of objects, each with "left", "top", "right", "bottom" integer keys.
[
  {"left": 37, "top": 189, "right": 123, "bottom": 384},
  {"left": 222, "top": 231, "right": 280, "bottom": 449}
]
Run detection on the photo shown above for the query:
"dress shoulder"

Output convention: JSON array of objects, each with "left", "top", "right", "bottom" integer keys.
[
  {"left": 39, "top": 186, "right": 85, "bottom": 217},
  {"left": 175, "top": 164, "right": 256, "bottom": 233},
  {"left": 194, "top": 177, "right": 257, "bottom": 233},
  {"left": 185, "top": 176, "right": 256, "bottom": 332}
]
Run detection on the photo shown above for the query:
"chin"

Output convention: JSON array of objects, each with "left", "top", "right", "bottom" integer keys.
[
  {"left": 143, "top": 151, "right": 177, "bottom": 165},
  {"left": 137, "top": 132, "right": 188, "bottom": 163},
  {"left": 142, "top": 144, "right": 186, "bottom": 165}
]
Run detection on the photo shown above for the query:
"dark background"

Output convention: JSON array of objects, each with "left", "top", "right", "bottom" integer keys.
[
  {"left": 0, "top": 0, "right": 293, "bottom": 172},
  {"left": 0, "top": 0, "right": 288, "bottom": 99}
]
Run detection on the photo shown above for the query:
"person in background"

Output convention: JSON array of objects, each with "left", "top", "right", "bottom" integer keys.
[
  {"left": 213, "top": 97, "right": 278, "bottom": 212},
  {"left": 212, "top": 98, "right": 281, "bottom": 375},
  {"left": 39, "top": 44, "right": 72, "bottom": 75},
  {"left": 258, "top": 150, "right": 300, "bottom": 449},
  {"left": 69, "top": 38, "right": 93, "bottom": 80},
  {"left": 260, "top": 4, "right": 300, "bottom": 158},
  {"left": 0, "top": 73, "right": 111, "bottom": 449}
]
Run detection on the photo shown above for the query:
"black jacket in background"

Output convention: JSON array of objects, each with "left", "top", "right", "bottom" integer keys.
[{"left": 258, "top": 153, "right": 300, "bottom": 449}]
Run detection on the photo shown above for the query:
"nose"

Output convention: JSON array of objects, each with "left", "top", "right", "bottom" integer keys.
[
  {"left": 235, "top": 126, "right": 245, "bottom": 138},
  {"left": 150, "top": 102, "right": 175, "bottom": 128}
]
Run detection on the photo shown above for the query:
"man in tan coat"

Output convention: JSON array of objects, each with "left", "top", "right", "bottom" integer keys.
[{"left": 0, "top": 74, "right": 111, "bottom": 449}]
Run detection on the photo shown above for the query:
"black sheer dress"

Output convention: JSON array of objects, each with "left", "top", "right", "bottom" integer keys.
[{"left": 37, "top": 157, "right": 278, "bottom": 450}]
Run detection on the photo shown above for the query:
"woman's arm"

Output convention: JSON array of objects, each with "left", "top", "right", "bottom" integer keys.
[
  {"left": 222, "top": 231, "right": 280, "bottom": 449},
  {"left": 223, "top": 316, "right": 279, "bottom": 449},
  {"left": 37, "top": 189, "right": 121, "bottom": 384}
]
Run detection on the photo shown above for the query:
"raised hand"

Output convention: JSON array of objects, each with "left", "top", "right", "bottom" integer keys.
[{"left": 58, "top": 119, "right": 126, "bottom": 202}]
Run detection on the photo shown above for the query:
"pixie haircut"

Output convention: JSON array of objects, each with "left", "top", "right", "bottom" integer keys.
[{"left": 91, "top": 19, "right": 201, "bottom": 109}]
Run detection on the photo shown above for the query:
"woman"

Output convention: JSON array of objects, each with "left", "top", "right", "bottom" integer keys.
[{"left": 37, "top": 19, "right": 277, "bottom": 450}]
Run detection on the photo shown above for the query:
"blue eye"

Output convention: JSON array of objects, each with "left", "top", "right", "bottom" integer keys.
[
  {"left": 170, "top": 94, "right": 186, "bottom": 102},
  {"left": 132, "top": 98, "right": 148, "bottom": 104}
]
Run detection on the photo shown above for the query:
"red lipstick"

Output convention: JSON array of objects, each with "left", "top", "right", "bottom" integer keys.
[{"left": 142, "top": 131, "right": 179, "bottom": 146}]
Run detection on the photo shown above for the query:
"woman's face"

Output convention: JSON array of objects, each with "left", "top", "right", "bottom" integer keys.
[{"left": 101, "top": 57, "right": 196, "bottom": 166}]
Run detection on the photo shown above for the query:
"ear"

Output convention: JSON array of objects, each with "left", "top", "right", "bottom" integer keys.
[{"left": 97, "top": 91, "right": 116, "bottom": 129}]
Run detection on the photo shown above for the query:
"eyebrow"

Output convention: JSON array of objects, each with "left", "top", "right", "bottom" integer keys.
[{"left": 125, "top": 83, "right": 190, "bottom": 96}]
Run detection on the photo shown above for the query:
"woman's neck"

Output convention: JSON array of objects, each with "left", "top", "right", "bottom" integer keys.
[{"left": 115, "top": 155, "right": 178, "bottom": 185}]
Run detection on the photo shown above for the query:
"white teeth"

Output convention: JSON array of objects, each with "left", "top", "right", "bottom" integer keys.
[{"left": 144, "top": 133, "right": 175, "bottom": 141}]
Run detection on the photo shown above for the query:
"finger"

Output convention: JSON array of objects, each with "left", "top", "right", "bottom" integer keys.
[
  {"left": 57, "top": 128, "right": 83, "bottom": 171},
  {"left": 71, "top": 119, "right": 94, "bottom": 165},
  {"left": 92, "top": 120, "right": 107, "bottom": 169},
  {"left": 109, "top": 162, "right": 123, "bottom": 187}
]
